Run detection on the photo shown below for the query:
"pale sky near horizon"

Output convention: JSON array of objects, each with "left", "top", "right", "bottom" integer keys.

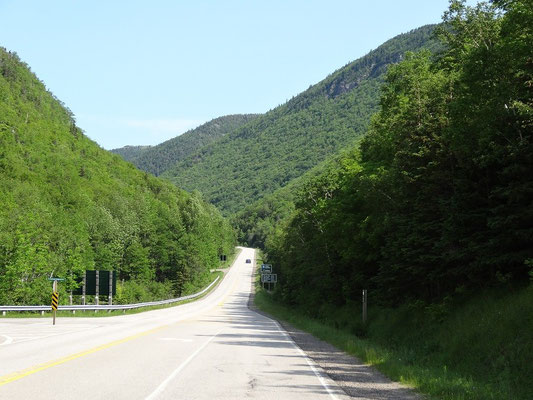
[{"left": 0, "top": 1, "right": 478, "bottom": 150}]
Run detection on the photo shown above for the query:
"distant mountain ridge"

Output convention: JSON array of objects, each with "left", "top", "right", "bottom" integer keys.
[
  {"left": 160, "top": 25, "right": 438, "bottom": 215},
  {"left": 112, "top": 114, "right": 259, "bottom": 176}
]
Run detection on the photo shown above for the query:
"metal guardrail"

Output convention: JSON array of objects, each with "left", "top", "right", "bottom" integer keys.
[{"left": 0, "top": 276, "right": 220, "bottom": 313}]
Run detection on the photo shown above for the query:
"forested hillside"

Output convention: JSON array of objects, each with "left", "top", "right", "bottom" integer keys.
[
  {"left": 0, "top": 48, "right": 235, "bottom": 305},
  {"left": 111, "top": 145, "right": 151, "bottom": 162},
  {"left": 232, "top": 154, "right": 340, "bottom": 248},
  {"left": 162, "top": 25, "right": 438, "bottom": 215},
  {"left": 260, "top": 2, "right": 533, "bottom": 397},
  {"left": 267, "top": 0, "right": 532, "bottom": 308},
  {"left": 112, "top": 114, "right": 259, "bottom": 176}
]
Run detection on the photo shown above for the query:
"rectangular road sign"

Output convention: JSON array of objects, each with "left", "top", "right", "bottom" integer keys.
[
  {"left": 261, "top": 273, "right": 277, "bottom": 283},
  {"left": 73, "top": 270, "right": 116, "bottom": 296},
  {"left": 261, "top": 264, "right": 272, "bottom": 272}
]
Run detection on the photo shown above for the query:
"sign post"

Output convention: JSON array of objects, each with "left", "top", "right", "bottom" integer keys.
[
  {"left": 261, "top": 265, "right": 272, "bottom": 290},
  {"left": 362, "top": 289, "right": 368, "bottom": 324},
  {"left": 51, "top": 283, "right": 58, "bottom": 325},
  {"left": 109, "top": 270, "right": 113, "bottom": 305},
  {"left": 48, "top": 277, "right": 64, "bottom": 325},
  {"left": 82, "top": 273, "right": 86, "bottom": 305},
  {"left": 261, "top": 273, "right": 277, "bottom": 291},
  {"left": 95, "top": 270, "right": 99, "bottom": 306}
]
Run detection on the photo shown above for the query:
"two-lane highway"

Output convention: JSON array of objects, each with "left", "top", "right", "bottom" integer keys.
[{"left": 0, "top": 248, "right": 349, "bottom": 399}]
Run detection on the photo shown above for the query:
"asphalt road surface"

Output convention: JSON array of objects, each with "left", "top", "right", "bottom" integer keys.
[{"left": 0, "top": 247, "right": 350, "bottom": 400}]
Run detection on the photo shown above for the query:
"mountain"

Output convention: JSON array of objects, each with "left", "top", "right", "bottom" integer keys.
[
  {"left": 112, "top": 114, "right": 259, "bottom": 176},
  {"left": 0, "top": 48, "right": 235, "bottom": 305},
  {"left": 111, "top": 145, "right": 152, "bottom": 162},
  {"left": 232, "top": 149, "right": 344, "bottom": 248},
  {"left": 161, "top": 25, "right": 439, "bottom": 215}
]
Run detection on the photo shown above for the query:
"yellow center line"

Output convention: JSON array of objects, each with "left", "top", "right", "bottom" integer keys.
[
  {"left": 217, "top": 277, "right": 240, "bottom": 308},
  {"left": 1, "top": 265, "right": 241, "bottom": 387},
  {"left": 0, "top": 325, "right": 168, "bottom": 387}
]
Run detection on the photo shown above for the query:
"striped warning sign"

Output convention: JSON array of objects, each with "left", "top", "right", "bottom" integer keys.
[{"left": 51, "top": 291, "right": 59, "bottom": 311}]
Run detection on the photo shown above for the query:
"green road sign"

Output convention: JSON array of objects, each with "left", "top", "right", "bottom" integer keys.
[
  {"left": 98, "top": 271, "right": 117, "bottom": 295},
  {"left": 86, "top": 270, "right": 97, "bottom": 294},
  {"left": 261, "top": 264, "right": 272, "bottom": 272},
  {"left": 72, "top": 270, "right": 116, "bottom": 296}
]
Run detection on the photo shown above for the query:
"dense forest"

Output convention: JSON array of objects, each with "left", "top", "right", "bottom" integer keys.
[
  {"left": 265, "top": 0, "right": 532, "bottom": 308},
  {"left": 112, "top": 114, "right": 259, "bottom": 176},
  {"left": 0, "top": 47, "right": 236, "bottom": 305},
  {"left": 162, "top": 25, "right": 439, "bottom": 215},
  {"left": 111, "top": 145, "right": 152, "bottom": 163}
]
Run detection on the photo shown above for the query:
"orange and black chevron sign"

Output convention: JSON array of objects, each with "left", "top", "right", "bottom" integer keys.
[{"left": 51, "top": 291, "right": 59, "bottom": 311}]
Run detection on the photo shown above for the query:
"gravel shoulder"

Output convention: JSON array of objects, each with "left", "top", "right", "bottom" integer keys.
[{"left": 248, "top": 275, "right": 422, "bottom": 399}]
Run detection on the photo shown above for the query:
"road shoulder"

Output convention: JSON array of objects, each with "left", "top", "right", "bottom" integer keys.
[{"left": 248, "top": 277, "right": 421, "bottom": 399}]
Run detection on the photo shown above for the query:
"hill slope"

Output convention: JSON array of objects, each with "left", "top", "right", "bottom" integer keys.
[
  {"left": 162, "top": 25, "right": 438, "bottom": 215},
  {"left": 112, "top": 114, "right": 259, "bottom": 176},
  {"left": 111, "top": 145, "right": 152, "bottom": 162},
  {"left": 0, "top": 48, "right": 235, "bottom": 305}
]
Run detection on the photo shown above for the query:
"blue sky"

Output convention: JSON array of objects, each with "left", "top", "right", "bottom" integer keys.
[{"left": 0, "top": 0, "right": 477, "bottom": 149}]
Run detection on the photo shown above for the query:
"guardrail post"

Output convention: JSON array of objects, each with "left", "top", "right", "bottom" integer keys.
[
  {"left": 2, "top": 311, "right": 5, "bottom": 316},
  {"left": 40, "top": 311, "right": 44, "bottom": 316}
]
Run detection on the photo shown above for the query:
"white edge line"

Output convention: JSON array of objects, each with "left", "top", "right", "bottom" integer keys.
[
  {"left": 271, "top": 319, "right": 347, "bottom": 400},
  {"left": 145, "top": 330, "right": 222, "bottom": 400}
]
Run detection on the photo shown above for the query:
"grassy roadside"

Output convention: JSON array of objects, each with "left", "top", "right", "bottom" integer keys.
[
  {"left": 217, "top": 247, "right": 242, "bottom": 270},
  {"left": 1, "top": 270, "right": 225, "bottom": 319},
  {"left": 2, "top": 248, "right": 246, "bottom": 319},
  {"left": 254, "top": 260, "right": 533, "bottom": 399}
]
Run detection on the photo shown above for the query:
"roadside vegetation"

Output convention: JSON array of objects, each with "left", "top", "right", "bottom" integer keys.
[
  {"left": 2, "top": 270, "right": 225, "bottom": 318},
  {"left": 256, "top": 1, "right": 532, "bottom": 399},
  {"left": 255, "top": 284, "right": 533, "bottom": 399},
  {"left": 0, "top": 47, "right": 236, "bottom": 306}
]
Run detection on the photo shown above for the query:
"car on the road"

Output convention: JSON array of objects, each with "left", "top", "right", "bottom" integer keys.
[{"left": 245, "top": 259, "right": 251, "bottom": 263}]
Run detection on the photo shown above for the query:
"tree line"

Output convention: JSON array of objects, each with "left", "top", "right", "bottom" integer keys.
[{"left": 265, "top": 0, "right": 532, "bottom": 311}]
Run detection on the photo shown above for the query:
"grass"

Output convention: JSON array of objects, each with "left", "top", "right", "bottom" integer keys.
[{"left": 254, "top": 277, "right": 533, "bottom": 400}]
